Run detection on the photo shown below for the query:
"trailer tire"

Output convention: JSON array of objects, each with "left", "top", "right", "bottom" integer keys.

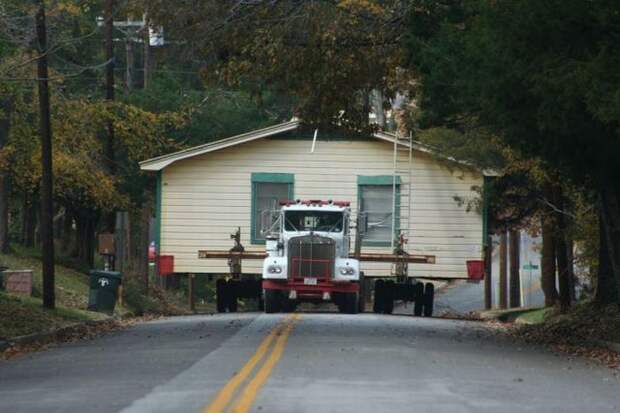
[
  {"left": 383, "top": 281, "right": 394, "bottom": 315},
  {"left": 227, "top": 280, "right": 238, "bottom": 312},
  {"left": 373, "top": 280, "right": 384, "bottom": 313},
  {"left": 423, "top": 282, "right": 434, "bottom": 317},
  {"left": 343, "top": 293, "right": 359, "bottom": 314},
  {"left": 264, "top": 289, "right": 281, "bottom": 313},
  {"left": 413, "top": 282, "right": 424, "bottom": 316},
  {"left": 216, "top": 279, "right": 227, "bottom": 313}
]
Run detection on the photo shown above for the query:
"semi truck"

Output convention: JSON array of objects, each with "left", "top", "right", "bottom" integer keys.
[
  {"left": 258, "top": 199, "right": 436, "bottom": 315},
  {"left": 200, "top": 199, "right": 437, "bottom": 316}
]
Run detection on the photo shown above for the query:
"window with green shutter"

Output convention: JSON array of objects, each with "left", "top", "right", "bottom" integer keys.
[
  {"left": 251, "top": 173, "right": 294, "bottom": 244},
  {"left": 357, "top": 175, "right": 400, "bottom": 247}
]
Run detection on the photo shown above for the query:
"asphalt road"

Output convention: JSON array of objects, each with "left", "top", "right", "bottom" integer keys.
[{"left": 1, "top": 313, "right": 618, "bottom": 413}]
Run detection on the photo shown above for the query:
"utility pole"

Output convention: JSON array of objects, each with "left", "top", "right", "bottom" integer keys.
[
  {"left": 509, "top": 230, "right": 521, "bottom": 308},
  {"left": 499, "top": 230, "right": 508, "bottom": 309},
  {"left": 125, "top": 37, "right": 133, "bottom": 93},
  {"left": 104, "top": 0, "right": 116, "bottom": 232},
  {"left": 143, "top": 10, "right": 150, "bottom": 90},
  {"left": 35, "top": 0, "right": 55, "bottom": 309}
]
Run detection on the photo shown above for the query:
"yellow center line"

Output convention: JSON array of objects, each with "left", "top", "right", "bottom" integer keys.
[
  {"left": 230, "top": 314, "right": 301, "bottom": 413},
  {"left": 201, "top": 314, "right": 296, "bottom": 413}
]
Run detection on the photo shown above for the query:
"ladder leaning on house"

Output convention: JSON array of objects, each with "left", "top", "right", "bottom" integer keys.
[{"left": 391, "top": 131, "right": 413, "bottom": 278}]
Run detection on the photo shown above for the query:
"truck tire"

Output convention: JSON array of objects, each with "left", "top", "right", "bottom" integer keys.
[
  {"left": 383, "top": 281, "right": 394, "bottom": 314},
  {"left": 344, "top": 292, "right": 359, "bottom": 314},
  {"left": 423, "top": 282, "right": 434, "bottom": 317},
  {"left": 373, "top": 280, "right": 384, "bottom": 313},
  {"left": 216, "top": 279, "right": 227, "bottom": 313},
  {"left": 413, "top": 282, "right": 424, "bottom": 317},
  {"left": 227, "top": 280, "right": 238, "bottom": 313},
  {"left": 264, "top": 289, "right": 281, "bottom": 313}
]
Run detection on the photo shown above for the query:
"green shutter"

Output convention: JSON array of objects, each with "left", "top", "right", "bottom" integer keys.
[
  {"left": 250, "top": 173, "right": 294, "bottom": 245},
  {"left": 357, "top": 175, "right": 401, "bottom": 186},
  {"left": 251, "top": 172, "right": 294, "bottom": 184},
  {"left": 155, "top": 171, "right": 162, "bottom": 254}
]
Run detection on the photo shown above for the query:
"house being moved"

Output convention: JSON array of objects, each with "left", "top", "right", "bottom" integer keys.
[{"left": 140, "top": 120, "right": 494, "bottom": 278}]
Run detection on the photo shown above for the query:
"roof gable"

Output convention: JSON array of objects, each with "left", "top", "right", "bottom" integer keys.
[{"left": 140, "top": 120, "right": 498, "bottom": 176}]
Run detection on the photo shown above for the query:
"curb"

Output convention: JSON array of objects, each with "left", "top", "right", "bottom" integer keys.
[{"left": 0, "top": 318, "right": 116, "bottom": 353}]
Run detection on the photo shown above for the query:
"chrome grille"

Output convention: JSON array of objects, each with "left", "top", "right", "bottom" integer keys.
[{"left": 288, "top": 235, "right": 336, "bottom": 279}]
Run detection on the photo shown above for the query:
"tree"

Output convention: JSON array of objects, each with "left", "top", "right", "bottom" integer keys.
[
  {"left": 143, "top": 0, "right": 410, "bottom": 130},
  {"left": 407, "top": 0, "right": 620, "bottom": 305}
]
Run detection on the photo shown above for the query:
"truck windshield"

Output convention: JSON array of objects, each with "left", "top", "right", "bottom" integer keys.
[{"left": 284, "top": 211, "right": 344, "bottom": 232}]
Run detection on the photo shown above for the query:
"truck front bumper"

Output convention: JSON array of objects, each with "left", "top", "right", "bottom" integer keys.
[{"left": 262, "top": 279, "right": 359, "bottom": 299}]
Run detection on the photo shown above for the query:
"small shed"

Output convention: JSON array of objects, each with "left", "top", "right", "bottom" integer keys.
[{"left": 140, "top": 120, "right": 494, "bottom": 278}]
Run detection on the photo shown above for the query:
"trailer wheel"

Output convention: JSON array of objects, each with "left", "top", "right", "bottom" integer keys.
[
  {"left": 344, "top": 292, "right": 359, "bottom": 314},
  {"left": 216, "top": 279, "right": 227, "bottom": 313},
  {"left": 383, "top": 281, "right": 394, "bottom": 315},
  {"left": 413, "top": 282, "right": 424, "bottom": 316},
  {"left": 264, "top": 289, "right": 281, "bottom": 313},
  {"left": 227, "top": 280, "right": 238, "bottom": 312},
  {"left": 373, "top": 280, "right": 384, "bottom": 313},
  {"left": 423, "top": 282, "right": 435, "bottom": 317}
]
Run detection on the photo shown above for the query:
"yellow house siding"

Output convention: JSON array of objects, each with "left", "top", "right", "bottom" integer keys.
[{"left": 160, "top": 138, "right": 483, "bottom": 278}]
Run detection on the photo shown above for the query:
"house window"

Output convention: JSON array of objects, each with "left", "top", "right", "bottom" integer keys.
[
  {"left": 358, "top": 176, "right": 400, "bottom": 246},
  {"left": 251, "top": 173, "right": 294, "bottom": 244}
]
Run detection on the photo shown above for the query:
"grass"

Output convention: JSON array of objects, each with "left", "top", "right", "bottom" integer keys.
[
  {"left": 0, "top": 293, "right": 108, "bottom": 339},
  {"left": 514, "top": 307, "right": 552, "bottom": 325},
  {"left": 0, "top": 246, "right": 131, "bottom": 340}
]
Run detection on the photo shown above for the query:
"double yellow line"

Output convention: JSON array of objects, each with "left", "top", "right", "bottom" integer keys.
[{"left": 202, "top": 313, "right": 301, "bottom": 413}]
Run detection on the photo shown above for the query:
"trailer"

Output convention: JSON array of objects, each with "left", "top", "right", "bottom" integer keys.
[{"left": 198, "top": 199, "right": 439, "bottom": 316}]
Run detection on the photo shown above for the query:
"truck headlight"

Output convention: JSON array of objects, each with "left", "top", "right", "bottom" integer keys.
[
  {"left": 267, "top": 265, "right": 283, "bottom": 274},
  {"left": 339, "top": 267, "right": 355, "bottom": 275}
]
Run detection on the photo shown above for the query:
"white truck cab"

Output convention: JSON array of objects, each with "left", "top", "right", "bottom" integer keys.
[{"left": 261, "top": 200, "right": 361, "bottom": 313}]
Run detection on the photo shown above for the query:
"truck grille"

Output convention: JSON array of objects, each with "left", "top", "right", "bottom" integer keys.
[{"left": 288, "top": 235, "right": 336, "bottom": 279}]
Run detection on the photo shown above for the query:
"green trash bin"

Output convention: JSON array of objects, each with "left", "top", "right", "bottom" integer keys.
[{"left": 88, "top": 270, "right": 122, "bottom": 313}]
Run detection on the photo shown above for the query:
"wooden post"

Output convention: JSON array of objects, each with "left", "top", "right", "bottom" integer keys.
[
  {"left": 188, "top": 274, "right": 195, "bottom": 312},
  {"left": 509, "top": 230, "right": 521, "bottom": 308},
  {"left": 499, "top": 230, "right": 508, "bottom": 309},
  {"left": 484, "top": 237, "right": 492, "bottom": 309},
  {"left": 36, "top": 1, "right": 55, "bottom": 309}
]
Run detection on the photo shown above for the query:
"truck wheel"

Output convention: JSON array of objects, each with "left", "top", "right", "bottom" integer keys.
[
  {"left": 344, "top": 293, "right": 359, "bottom": 314},
  {"left": 423, "top": 283, "right": 435, "bottom": 317},
  {"left": 383, "top": 281, "right": 394, "bottom": 314},
  {"left": 413, "top": 282, "right": 424, "bottom": 316},
  {"left": 264, "top": 289, "right": 281, "bottom": 313},
  {"left": 216, "top": 279, "right": 227, "bottom": 313},
  {"left": 227, "top": 280, "right": 238, "bottom": 313},
  {"left": 373, "top": 280, "right": 384, "bottom": 313}
]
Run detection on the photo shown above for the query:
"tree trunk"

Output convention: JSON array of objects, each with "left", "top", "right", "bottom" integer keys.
[
  {"left": 0, "top": 96, "right": 13, "bottom": 253},
  {"left": 21, "top": 194, "right": 36, "bottom": 247},
  {"left": 600, "top": 187, "right": 620, "bottom": 303},
  {"left": 553, "top": 186, "right": 571, "bottom": 312},
  {"left": 595, "top": 210, "right": 618, "bottom": 304},
  {"left": 36, "top": 1, "right": 55, "bottom": 309},
  {"left": 75, "top": 211, "right": 96, "bottom": 269},
  {"left": 499, "top": 230, "right": 508, "bottom": 309},
  {"left": 60, "top": 209, "right": 73, "bottom": 254},
  {"left": 509, "top": 230, "right": 521, "bottom": 308},
  {"left": 541, "top": 215, "right": 558, "bottom": 306}
]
